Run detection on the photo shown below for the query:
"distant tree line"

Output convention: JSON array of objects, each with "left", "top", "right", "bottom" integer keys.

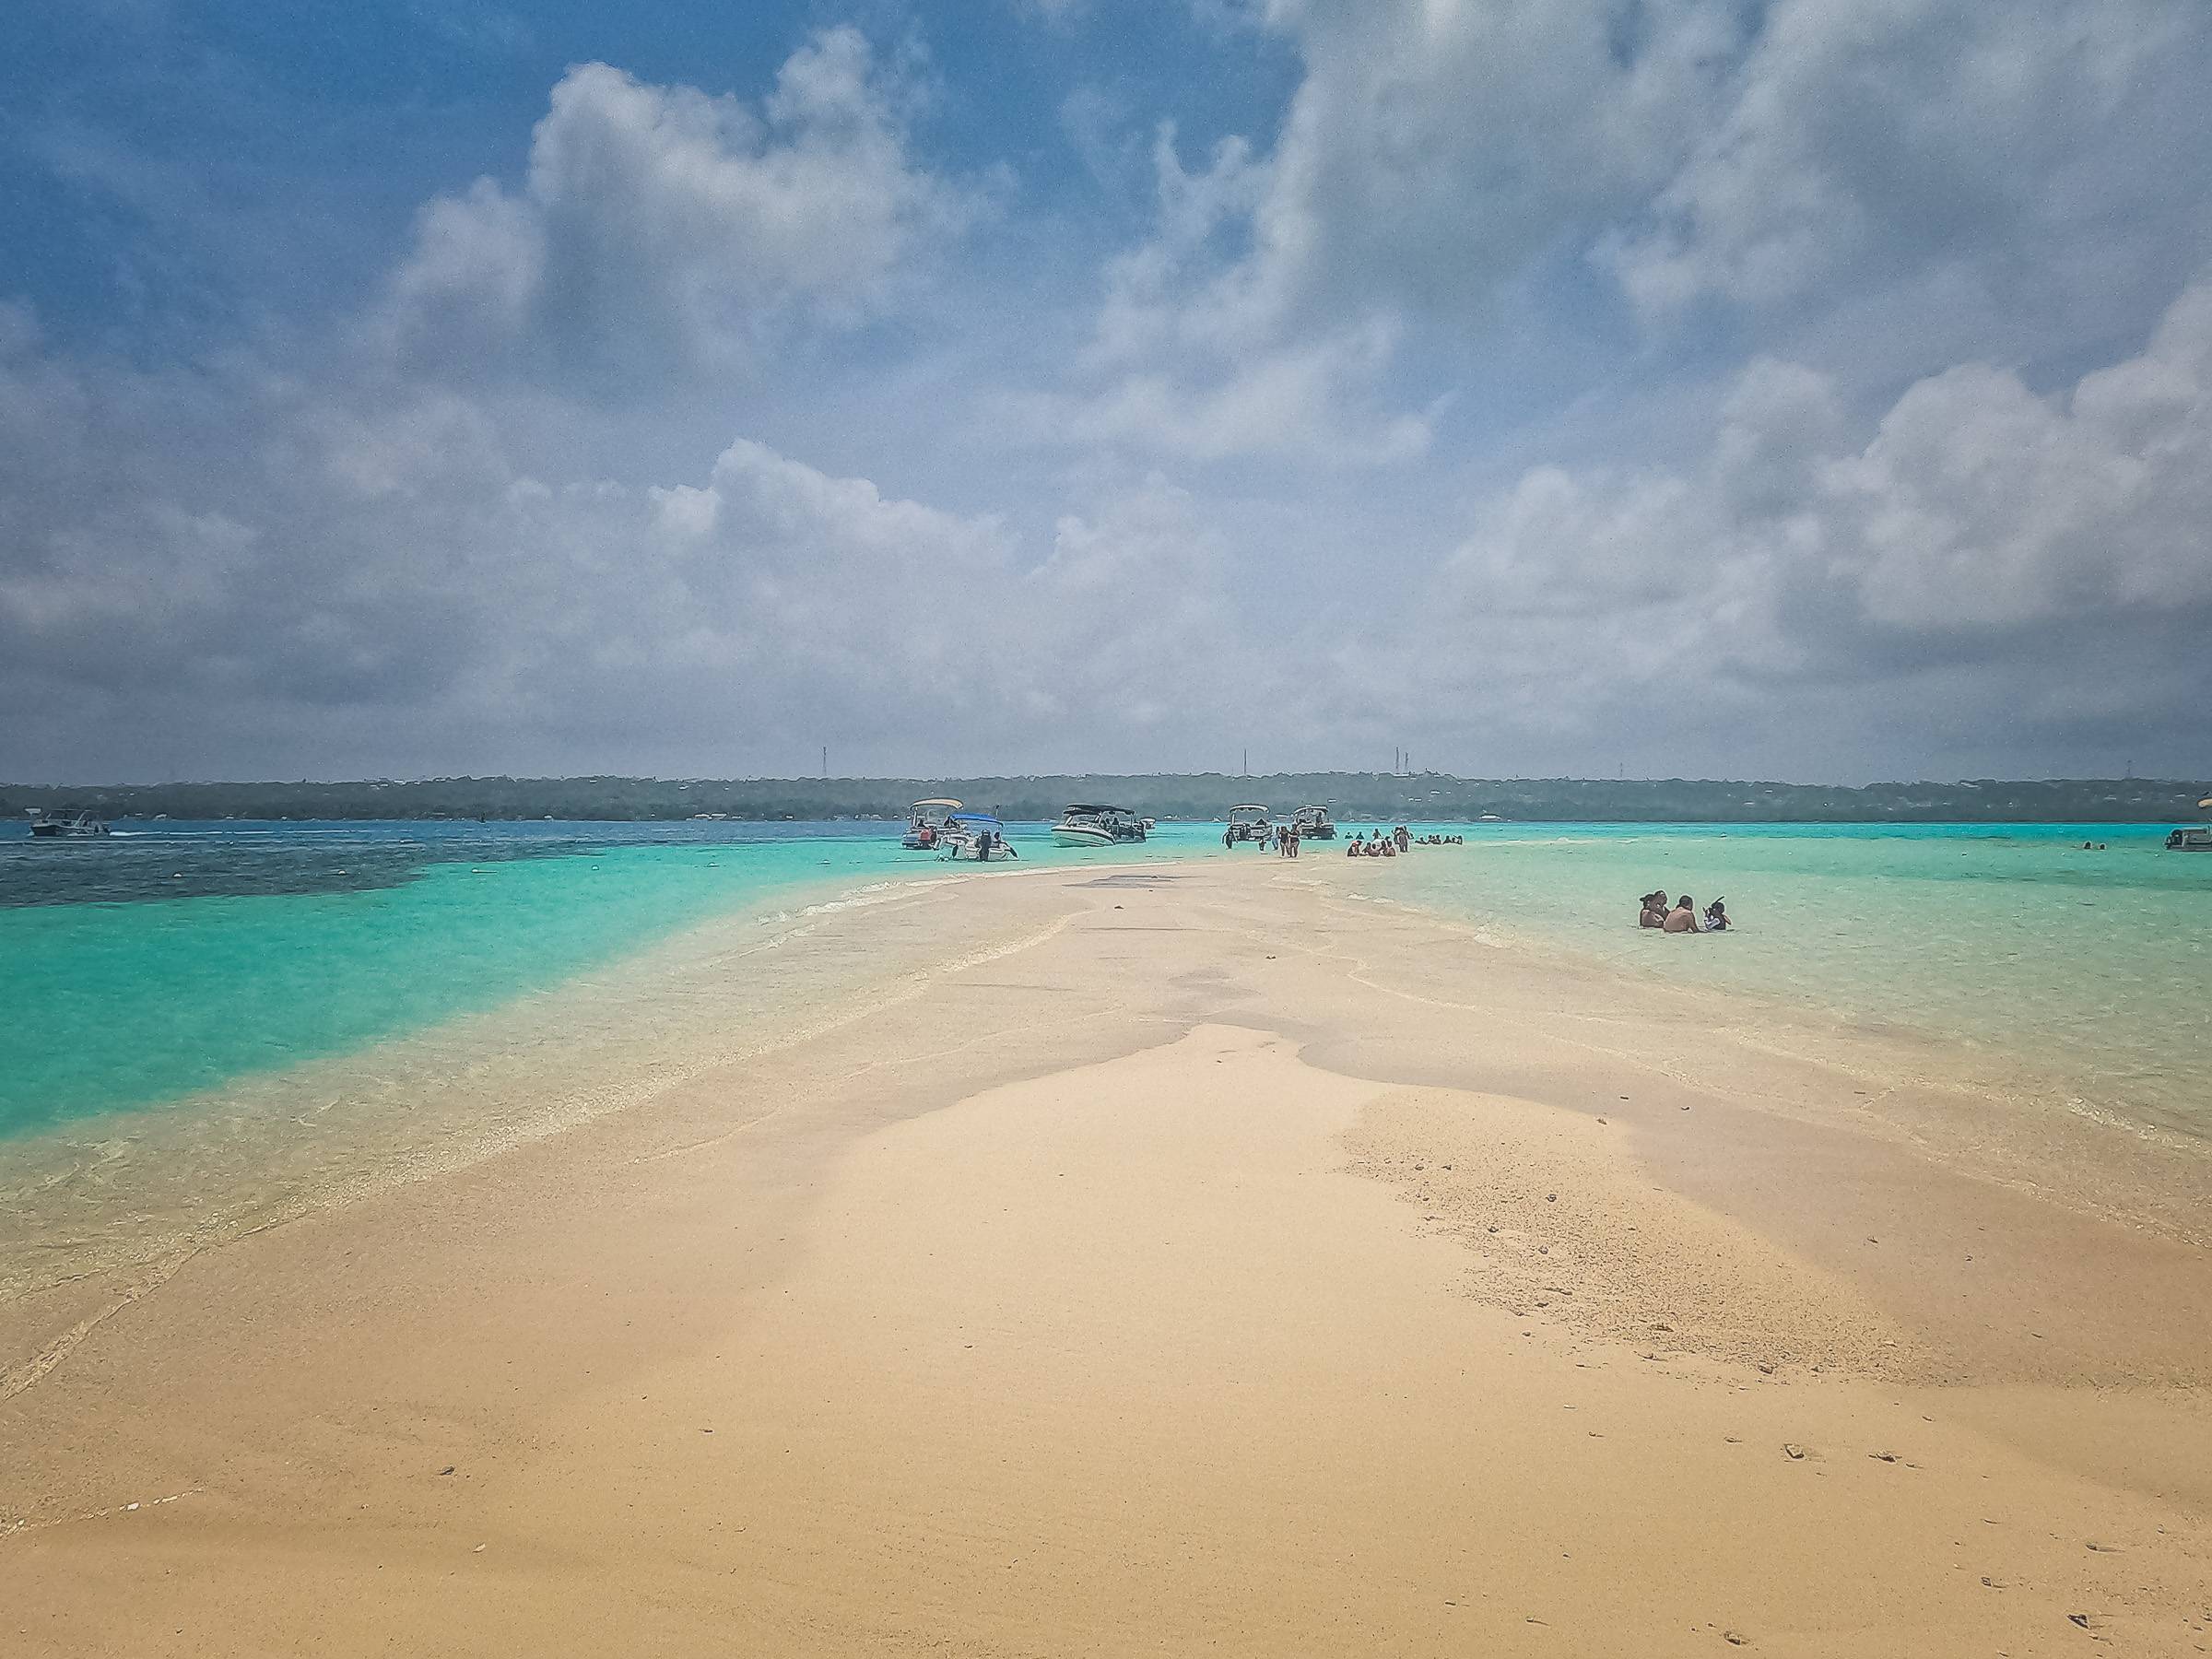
[{"left": 5, "top": 773, "right": 2207, "bottom": 824}]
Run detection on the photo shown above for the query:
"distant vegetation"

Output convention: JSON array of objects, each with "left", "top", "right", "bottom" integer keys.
[{"left": 5, "top": 774, "right": 2207, "bottom": 824}]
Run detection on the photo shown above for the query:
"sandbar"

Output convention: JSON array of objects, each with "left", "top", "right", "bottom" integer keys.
[{"left": 4, "top": 858, "right": 2208, "bottom": 1655}]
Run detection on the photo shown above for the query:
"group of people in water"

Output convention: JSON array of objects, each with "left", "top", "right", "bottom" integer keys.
[
  {"left": 1340, "top": 827, "right": 1464, "bottom": 857},
  {"left": 1342, "top": 826, "right": 1410, "bottom": 857},
  {"left": 1241, "top": 823, "right": 1468, "bottom": 859},
  {"left": 1638, "top": 889, "right": 1729, "bottom": 932}
]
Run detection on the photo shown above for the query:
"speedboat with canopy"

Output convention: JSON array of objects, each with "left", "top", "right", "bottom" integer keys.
[
  {"left": 1226, "top": 805, "right": 1271, "bottom": 843},
  {"left": 28, "top": 809, "right": 111, "bottom": 838},
  {"left": 1053, "top": 804, "right": 1147, "bottom": 847},
  {"left": 2169, "top": 799, "right": 2212, "bottom": 851},
  {"left": 937, "top": 812, "right": 1018, "bottom": 862},
  {"left": 902, "top": 799, "right": 961, "bottom": 850}
]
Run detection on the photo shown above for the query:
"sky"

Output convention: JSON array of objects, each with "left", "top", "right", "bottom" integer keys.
[{"left": 6, "top": 0, "right": 2211, "bottom": 786}]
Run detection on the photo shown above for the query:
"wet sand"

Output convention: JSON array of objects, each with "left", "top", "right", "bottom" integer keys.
[{"left": 4, "top": 858, "right": 2209, "bottom": 1655}]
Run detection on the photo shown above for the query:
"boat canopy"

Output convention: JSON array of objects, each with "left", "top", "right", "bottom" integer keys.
[
  {"left": 946, "top": 812, "right": 1002, "bottom": 828},
  {"left": 1230, "top": 804, "right": 1268, "bottom": 815},
  {"left": 2200, "top": 796, "right": 2212, "bottom": 810},
  {"left": 911, "top": 798, "right": 961, "bottom": 810},
  {"left": 1062, "top": 803, "right": 1131, "bottom": 816}
]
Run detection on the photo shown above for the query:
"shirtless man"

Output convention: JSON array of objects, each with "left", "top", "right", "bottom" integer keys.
[{"left": 1662, "top": 894, "right": 1700, "bottom": 933}]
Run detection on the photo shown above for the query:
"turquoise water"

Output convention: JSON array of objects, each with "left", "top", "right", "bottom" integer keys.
[
  {"left": 1327, "top": 821, "right": 2212, "bottom": 1137},
  {"left": 0, "top": 818, "right": 1224, "bottom": 1138},
  {"left": 5, "top": 818, "right": 2207, "bottom": 1145}
]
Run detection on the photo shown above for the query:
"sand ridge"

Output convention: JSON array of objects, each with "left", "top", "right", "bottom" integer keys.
[{"left": 4, "top": 858, "right": 2208, "bottom": 1654}]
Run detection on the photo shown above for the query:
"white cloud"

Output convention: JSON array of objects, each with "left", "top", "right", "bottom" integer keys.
[
  {"left": 1837, "top": 288, "right": 2212, "bottom": 628},
  {"left": 15, "top": 8, "right": 2212, "bottom": 784},
  {"left": 1213, "top": 0, "right": 2212, "bottom": 332},
  {"left": 1008, "top": 315, "right": 1433, "bottom": 465},
  {"left": 1227, "top": 0, "right": 1742, "bottom": 326},
  {"left": 1042, "top": 0, "right": 1744, "bottom": 464},
  {"left": 1602, "top": 0, "right": 2212, "bottom": 319},
  {"left": 1026, "top": 115, "right": 1435, "bottom": 464},
  {"left": 0, "top": 311, "right": 1261, "bottom": 776},
  {"left": 384, "top": 30, "right": 973, "bottom": 382},
  {"left": 1404, "top": 269, "right": 2212, "bottom": 764},
  {"left": 1060, "top": 0, "right": 2212, "bottom": 465}
]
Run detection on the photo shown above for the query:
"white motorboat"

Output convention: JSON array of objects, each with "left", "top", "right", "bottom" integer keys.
[
  {"left": 28, "top": 809, "right": 111, "bottom": 838},
  {"left": 2167, "top": 826, "right": 2212, "bottom": 851},
  {"left": 1289, "top": 805, "right": 1335, "bottom": 841},
  {"left": 1053, "top": 804, "right": 1147, "bottom": 847},
  {"left": 937, "top": 812, "right": 1018, "bottom": 862},
  {"left": 1225, "top": 805, "right": 1271, "bottom": 844},
  {"left": 902, "top": 798, "right": 961, "bottom": 850}
]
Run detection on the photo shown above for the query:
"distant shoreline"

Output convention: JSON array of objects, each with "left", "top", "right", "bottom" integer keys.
[{"left": 6, "top": 772, "right": 2207, "bottom": 826}]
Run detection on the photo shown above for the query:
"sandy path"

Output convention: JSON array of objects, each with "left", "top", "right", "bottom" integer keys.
[
  {"left": 5, "top": 860, "right": 2208, "bottom": 1655},
  {"left": 568, "top": 1023, "right": 2205, "bottom": 1656}
]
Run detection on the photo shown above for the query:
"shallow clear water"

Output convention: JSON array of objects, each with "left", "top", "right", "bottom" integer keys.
[
  {"left": 0, "top": 818, "right": 1225, "bottom": 1137},
  {"left": 1325, "top": 821, "right": 2212, "bottom": 1137},
  {"left": 5, "top": 818, "right": 2207, "bottom": 1147}
]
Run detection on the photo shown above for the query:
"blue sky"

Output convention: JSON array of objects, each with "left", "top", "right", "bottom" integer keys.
[
  {"left": 5, "top": 3, "right": 1290, "bottom": 343},
  {"left": 7, "top": 0, "right": 2212, "bottom": 783}
]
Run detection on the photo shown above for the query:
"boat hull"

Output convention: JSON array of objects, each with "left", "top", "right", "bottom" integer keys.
[
  {"left": 938, "top": 841, "right": 1018, "bottom": 862},
  {"left": 1052, "top": 825, "right": 1119, "bottom": 848}
]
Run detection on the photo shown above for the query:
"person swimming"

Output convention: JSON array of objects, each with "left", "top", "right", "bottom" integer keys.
[{"left": 1662, "top": 894, "right": 1700, "bottom": 933}]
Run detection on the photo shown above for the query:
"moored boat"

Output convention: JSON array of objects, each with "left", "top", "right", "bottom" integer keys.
[
  {"left": 1290, "top": 805, "right": 1336, "bottom": 841},
  {"left": 1053, "top": 804, "right": 1147, "bottom": 847},
  {"left": 1226, "top": 805, "right": 1271, "bottom": 844},
  {"left": 901, "top": 798, "right": 962, "bottom": 850},
  {"left": 2167, "top": 826, "right": 2212, "bottom": 851},
  {"left": 937, "top": 812, "right": 1018, "bottom": 861}
]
